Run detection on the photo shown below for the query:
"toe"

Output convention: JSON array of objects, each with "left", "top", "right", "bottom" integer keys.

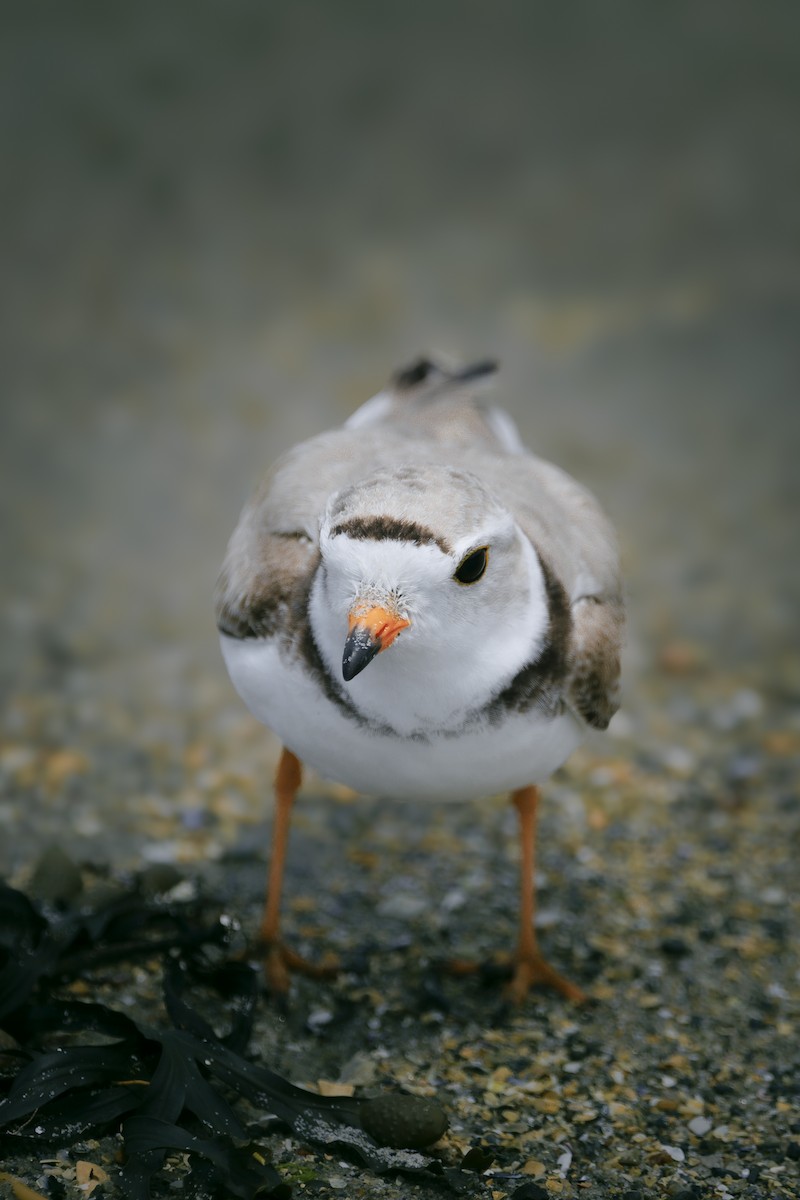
[{"left": 506, "top": 954, "right": 588, "bottom": 1006}]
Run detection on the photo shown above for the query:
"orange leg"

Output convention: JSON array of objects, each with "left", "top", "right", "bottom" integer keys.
[
  {"left": 507, "top": 785, "right": 587, "bottom": 1005},
  {"left": 258, "top": 747, "right": 338, "bottom": 995}
]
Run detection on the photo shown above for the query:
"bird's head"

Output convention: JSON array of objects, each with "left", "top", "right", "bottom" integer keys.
[{"left": 309, "top": 464, "right": 550, "bottom": 733}]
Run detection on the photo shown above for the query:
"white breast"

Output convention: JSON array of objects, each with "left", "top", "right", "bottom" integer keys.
[{"left": 220, "top": 634, "right": 583, "bottom": 801}]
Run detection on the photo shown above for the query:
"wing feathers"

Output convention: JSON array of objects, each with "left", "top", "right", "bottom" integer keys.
[
  {"left": 566, "top": 596, "right": 624, "bottom": 730},
  {"left": 215, "top": 528, "right": 319, "bottom": 641}
]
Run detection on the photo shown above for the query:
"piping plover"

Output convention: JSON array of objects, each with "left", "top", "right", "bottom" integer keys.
[{"left": 216, "top": 357, "right": 624, "bottom": 1002}]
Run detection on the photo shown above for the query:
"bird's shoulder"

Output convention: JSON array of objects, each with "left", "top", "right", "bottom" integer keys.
[
  {"left": 475, "top": 452, "right": 624, "bottom": 732},
  {"left": 213, "top": 425, "right": 398, "bottom": 641},
  {"left": 489, "top": 453, "right": 621, "bottom": 602}
]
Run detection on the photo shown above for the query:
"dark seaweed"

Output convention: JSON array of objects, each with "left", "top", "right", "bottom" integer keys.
[{"left": 0, "top": 880, "right": 461, "bottom": 1198}]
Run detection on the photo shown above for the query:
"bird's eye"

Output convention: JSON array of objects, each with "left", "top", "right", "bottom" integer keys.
[{"left": 453, "top": 546, "right": 489, "bottom": 585}]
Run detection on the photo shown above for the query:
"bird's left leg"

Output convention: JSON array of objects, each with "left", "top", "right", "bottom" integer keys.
[
  {"left": 507, "top": 784, "right": 587, "bottom": 1005},
  {"left": 259, "top": 747, "right": 339, "bottom": 995}
]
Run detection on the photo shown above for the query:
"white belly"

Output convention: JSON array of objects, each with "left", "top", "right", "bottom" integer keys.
[{"left": 221, "top": 635, "right": 583, "bottom": 801}]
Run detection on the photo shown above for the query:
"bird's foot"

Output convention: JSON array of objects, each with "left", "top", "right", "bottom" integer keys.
[
  {"left": 257, "top": 939, "right": 340, "bottom": 997},
  {"left": 506, "top": 949, "right": 587, "bottom": 1006},
  {"left": 443, "top": 950, "right": 587, "bottom": 1006}
]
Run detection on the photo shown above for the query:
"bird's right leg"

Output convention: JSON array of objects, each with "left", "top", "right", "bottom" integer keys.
[
  {"left": 258, "top": 747, "right": 339, "bottom": 995},
  {"left": 506, "top": 784, "right": 587, "bottom": 1005}
]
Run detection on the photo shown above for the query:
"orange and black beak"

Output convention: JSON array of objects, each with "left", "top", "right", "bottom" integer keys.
[{"left": 342, "top": 605, "right": 411, "bottom": 681}]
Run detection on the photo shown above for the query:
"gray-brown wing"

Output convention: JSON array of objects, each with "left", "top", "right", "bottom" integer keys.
[
  {"left": 565, "top": 595, "right": 624, "bottom": 730},
  {"left": 214, "top": 429, "right": 378, "bottom": 641},
  {"left": 214, "top": 508, "right": 320, "bottom": 641}
]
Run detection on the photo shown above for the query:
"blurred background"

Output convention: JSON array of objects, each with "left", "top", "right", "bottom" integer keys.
[{"left": 0, "top": 0, "right": 798, "bottom": 867}]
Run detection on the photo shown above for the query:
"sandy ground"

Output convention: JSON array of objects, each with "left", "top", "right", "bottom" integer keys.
[{"left": 1, "top": 3, "right": 799, "bottom": 1197}]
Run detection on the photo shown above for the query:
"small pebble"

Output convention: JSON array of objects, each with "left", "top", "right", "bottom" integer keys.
[
  {"left": 661, "top": 746, "right": 697, "bottom": 775},
  {"left": 360, "top": 1094, "right": 448, "bottom": 1149},
  {"left": 28, "top": 847, "right": 83, "bottom": 905},
  {"left": 511, "top": 1184, "right": 549, "bottom": 1200},
  {"left": 137, "top": 864, "right": 184, "bottom": 896},
  {"left": 338, "top": 1051, "right": 378, "bottom": 1087},
  {"left": 306, "top": 1008, "right": 334, "bottom": 1033},
  {"left": 661, "top": 1144, "right": 685, "bottom": 1162},
  {"left": 440, "top": 887, "right": 467, "bottom": 912},
  {"left": 557, "top": 1148, "right": 573, "bottom": 1175},
  {"left": 688, "top": 1116, "right": 713, "bottom": 1137},
  {"left": 377, "top": 892, "right": 428, "bottom": 919},
  {"left": 661, "top": 937, "right": 691, "bottom": 957}
]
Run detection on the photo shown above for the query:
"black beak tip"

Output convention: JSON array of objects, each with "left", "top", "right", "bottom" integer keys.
[{"left": 342, "top": 635, "right": 381, "bottom": 682}]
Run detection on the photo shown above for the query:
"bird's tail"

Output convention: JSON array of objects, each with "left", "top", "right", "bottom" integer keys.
[
  {"left": 392, "top": 355, "right": 498, "bottom": 395},
  {"left": 345, "top": 354, "right": 520, "bottom": 452}
]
